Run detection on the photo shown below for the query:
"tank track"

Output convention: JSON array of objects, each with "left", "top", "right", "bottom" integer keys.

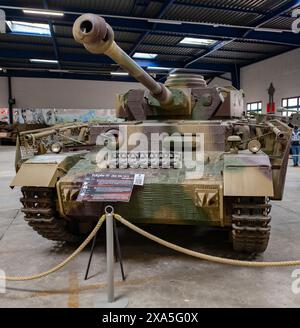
[
  {"left": 21, "top": 187, "right": 80, "bottom": 243},
  {"left": 231, "top": 199, "right": 271, "bottom": 254}
]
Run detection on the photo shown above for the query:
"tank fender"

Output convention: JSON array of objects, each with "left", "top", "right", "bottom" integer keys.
[
  {"left": 10, "top": 152, "right": 86, "bottom": 188},
  {"left": 223, "top": 152, "right": 274, "bottom": 197}
]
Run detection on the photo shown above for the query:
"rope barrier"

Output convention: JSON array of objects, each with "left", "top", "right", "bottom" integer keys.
[
  {"left": 113, "top": 214, "right": 300, "bottom": 268},
  {"left": 1, "top": 212, "right": 300, "bottom": 282},
  {"left": 0, "top": 215, "right": 106, "bottom": 281}
]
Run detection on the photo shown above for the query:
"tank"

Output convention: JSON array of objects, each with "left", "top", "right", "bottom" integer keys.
[
  {"left": 10, "top": 14, "right": 292, "bottom": 253},
  {"left": 0, "top": 122, "right": 47, "bottom": 144}
]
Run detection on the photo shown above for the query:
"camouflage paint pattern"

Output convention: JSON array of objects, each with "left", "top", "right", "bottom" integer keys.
[{"left": 11, "top": 14, "right": 292, "bottom": 240}]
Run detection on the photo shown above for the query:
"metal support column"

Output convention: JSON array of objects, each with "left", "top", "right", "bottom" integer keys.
[
  {"left": 231, "top": 66, "right": 241, "bottom": 90},
  {"left": 8, "top": 77, "right": 13, "bottom": 125}
]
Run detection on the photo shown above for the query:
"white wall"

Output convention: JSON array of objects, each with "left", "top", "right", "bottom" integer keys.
[
  {"left": 241, "top": 48, "right": 300, "bottom": 113},
  {"left": 0, "top": 75, "right": 233, "bottom": 110},
  {"left": 0, "top": 77, "right": 140, "bottom": 109},
  {"left": 2, "top": 49, "right": 299, "bottom": 113}
]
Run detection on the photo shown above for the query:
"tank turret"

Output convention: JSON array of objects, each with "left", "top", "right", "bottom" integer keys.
[{"left": 73, "top": 14, "right": 243, "bottom": 121}]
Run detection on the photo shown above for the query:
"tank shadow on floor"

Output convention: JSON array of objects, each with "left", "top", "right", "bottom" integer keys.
[{"left": 58, "top": 224, "right": 260, "bottom": 263}]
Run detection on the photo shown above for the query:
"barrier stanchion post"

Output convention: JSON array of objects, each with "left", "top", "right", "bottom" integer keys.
[
  {"left": 95, "top": 206, "right": 128, "bottom": 308},
  {"left": 106, "top": 206, "right": 114, "bottom": 303}
]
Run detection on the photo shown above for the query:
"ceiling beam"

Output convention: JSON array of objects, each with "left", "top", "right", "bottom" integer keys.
[
  {"left": 1, "top": 35, "right": 275, "bottom": 55},
  {"left": 182, "top": 0, "right": 300, "bottom": 70},
  {"left": 238, "top": 44, "right": 298, "bottom": 69},
  {"left": 2, "top": 7, "right": 300, "bottom": 46},
  {"left": 1, "top": 2, "right": 299, "bottom": 82},
  {"left": 0, "top": 48, "right": 234, "bottom": 72},
  {"left": 246, "top": 0, "right": 300, "bottom": 29},
  {"left": 244, "top": 0, "right": 300, "bottom": 40},
  {"left": 128, "top": 0, "right": 175, "bottom": 56},
  {"left": 173, "top": 1, "right": 265, "bottom": 16},
  {"left": 0, "top": 69, "right": 139, "bottom": 82},
  {"left": 185, "top": 40, "right": 233, "bottom": 67},
  {"left": 173, "top": 1, "right": 293, "bottom": 18}
]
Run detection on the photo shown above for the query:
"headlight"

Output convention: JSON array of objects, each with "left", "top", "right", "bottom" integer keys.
[
  {"left": 98, "top": 129, "right": 123, "bottom": 150},
  {"left": 248, "top": 140, "right": 261, "bottom": 154},
  {"left": 50, "top": 142, "right": 63, "bottom": 153}
]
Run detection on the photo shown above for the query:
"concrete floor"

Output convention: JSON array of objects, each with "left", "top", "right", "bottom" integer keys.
[{"left": 0, "top": 145, "right": 300, "bottom": 308}]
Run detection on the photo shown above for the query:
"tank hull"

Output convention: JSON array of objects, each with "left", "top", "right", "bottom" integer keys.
[{"left": 12, "top": 117, "right": 291, "bottom": 253}]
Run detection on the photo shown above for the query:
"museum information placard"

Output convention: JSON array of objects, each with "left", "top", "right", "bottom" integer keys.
[{"left": 77, "top": 172, "right": 135, "bottom": 202}]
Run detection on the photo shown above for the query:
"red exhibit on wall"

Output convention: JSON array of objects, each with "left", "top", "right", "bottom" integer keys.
[{"left": 267, "top": 103, "right": 276, "bottom": 113}]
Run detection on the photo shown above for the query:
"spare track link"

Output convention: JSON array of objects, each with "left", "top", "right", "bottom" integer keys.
[
  {"left": 232, "top": 200, "right": 271, "bottom": 254},
  {"left": 21, "top": 187, "right": 80, "bottom": 242}
]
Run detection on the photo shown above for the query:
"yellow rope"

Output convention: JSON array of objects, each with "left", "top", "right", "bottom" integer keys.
[
  {"left": 2, "top": 212, "right": 300, "bottom": 282},
  {"left": 0, "top": 215, "right": 106, "bottom": 281},
  {"left": 114, "top": 214, "right": 300, "bottom": 268}
]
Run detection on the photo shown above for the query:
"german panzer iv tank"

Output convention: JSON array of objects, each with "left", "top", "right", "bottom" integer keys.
[{"left": 11, "top": 14, "right": 291, "bottom": 254}]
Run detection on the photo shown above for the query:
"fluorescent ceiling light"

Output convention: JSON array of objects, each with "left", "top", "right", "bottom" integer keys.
[
  {"left": 147, "top": 19, "right": 182, "bottom": 25},
  {"left": 49, "top": 69, "right": 70, "bottom": 73},
  {"left": 30, "top": 59, "right": 58, "bottom": 64},
  {"left": 23, "top": 9, "right": 64, "bottom": 17},
  {"left": 133, "top": 52, "right": 158, "bottom": 59},
  {"left": 6, "top": 20, "right": 50, "bottom": 36},
  {"left": 254, "top": 27, "right": 283, "bottom": 33},
  {"left": 111, "top": 72, "right": 129, "bottom": 76},
  {"left": 179, "top": 37, "right": 217, "bottom": 46},
  {"left": 147, "top": 66, "right": 171, "bottom": 71}
]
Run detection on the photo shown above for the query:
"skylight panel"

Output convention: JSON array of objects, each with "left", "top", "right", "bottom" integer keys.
[
  {"left": 6, "top": 21, "right": 51, "bottom": 36},
  {"left": 133, "top": 53, "right": 158, "bottom": 59},
  {"left": 179, "top": 37, "right": 217, "bottom": 46}
]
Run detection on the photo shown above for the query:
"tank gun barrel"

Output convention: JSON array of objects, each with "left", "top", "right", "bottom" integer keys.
[{"left": 73, "top": 14, "right": 173, "bottom": 106}]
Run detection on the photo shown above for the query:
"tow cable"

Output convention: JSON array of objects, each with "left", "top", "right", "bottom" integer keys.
[{"left": 1, "top": 213, "right": 300, "bottom": 282}]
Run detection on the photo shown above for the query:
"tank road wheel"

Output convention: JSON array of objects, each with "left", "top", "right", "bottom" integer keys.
[
  {"left": 20, "top": 187, "right": 81, "bottom": 243},
  {"left": 231, "top": 197, "right": 271, "bottom": 254}
]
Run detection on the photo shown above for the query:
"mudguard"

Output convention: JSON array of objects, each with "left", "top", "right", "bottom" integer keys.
[
  {"left": 223, "top": 152, "right": 274, "bottom": 197},
  {"left": 10, "top": 152, "right": 85, "bottom": 188}
]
